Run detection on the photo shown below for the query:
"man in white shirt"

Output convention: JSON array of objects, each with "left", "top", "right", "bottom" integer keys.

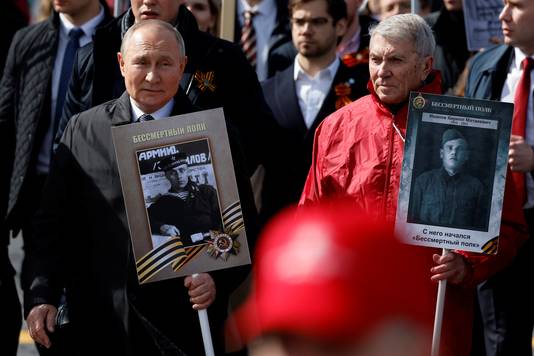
[
  {"left": 0, "top": 1, "right": 111, "bottom": 354},
  {"left": 259, "top": 0, "right": 369, "bottom": 223},
  {"left": 465, "top": 0, "right": 534, "bottom": 354}
]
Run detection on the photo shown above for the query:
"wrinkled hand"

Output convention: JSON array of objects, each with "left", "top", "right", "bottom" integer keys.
[
  {"left": 27, "top": 304, "right": 57, "bottom": 348},
  {"left": 509, "top": 135, "right": 534, "bottom": 173},
  {"left": 184, "top": 273, "right": 216, "bottom": 310},
  {"left": 160, "top": 224, "right": 180, "bottom": 236},
  {"left": 430, "top": 252, "right": 469, "bottom": 284}
]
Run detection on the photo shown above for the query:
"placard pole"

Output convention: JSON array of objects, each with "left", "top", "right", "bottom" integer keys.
[
  {"left": 192, "top": 273, "right": 215, "bottom": 356},
  {"left": 431, "top": 248, "right": 449, "bottom": 356}
]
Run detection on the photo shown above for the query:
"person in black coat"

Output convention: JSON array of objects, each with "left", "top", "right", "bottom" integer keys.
[
  {"left": 57, "top": 1, "right": 276, "bottom": 176},
  {"left": 0, "top": 1, "right": 112, "bottom": 354},
  {"left": 25, "top": 20, "right": 257, "bottom": 355}
]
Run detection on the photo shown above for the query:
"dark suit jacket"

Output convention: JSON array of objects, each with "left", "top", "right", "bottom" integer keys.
[
  {"left": 259, "top": 60, "right": 369, "bottom": 222},
  {"left": 233, "top": 0, "right": 291, "bottom": 78},
  {"left": 0, "top": 5, "right": 113, "bottom": 232},
  {"left": 25, "top": 91, "right": 257, "bottom": 355}
]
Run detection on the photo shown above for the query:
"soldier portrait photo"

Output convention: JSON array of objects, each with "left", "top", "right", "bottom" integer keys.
[{"left": 136, "top": 140, "right": 223, "bottom": 248}]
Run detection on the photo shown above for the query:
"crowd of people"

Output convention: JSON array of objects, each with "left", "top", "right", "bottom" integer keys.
[{"left": 1, "top": 0, "right": 533, "bottom": 355}]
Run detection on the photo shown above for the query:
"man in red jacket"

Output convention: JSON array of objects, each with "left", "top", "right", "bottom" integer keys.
[{"left": 300, "top": 13, "right": 527, "bottom": 356}]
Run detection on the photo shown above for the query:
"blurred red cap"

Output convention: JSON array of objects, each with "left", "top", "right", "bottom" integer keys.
[{"left": 229, "top": 201, "right": 435, "bottom": 345}]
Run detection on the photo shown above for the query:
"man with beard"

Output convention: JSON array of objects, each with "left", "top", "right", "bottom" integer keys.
[{"left": 259, "top": 0, "right": 369, "bottom": 222}]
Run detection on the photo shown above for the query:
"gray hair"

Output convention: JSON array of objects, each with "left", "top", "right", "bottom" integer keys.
[
  {"left": 120, "top": 19, "right": 186, "bottom": 58},
  {"left": 369, "top": 14, "right": 435, "bottom": 57}
]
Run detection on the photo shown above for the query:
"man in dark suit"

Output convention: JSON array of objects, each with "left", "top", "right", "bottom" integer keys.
[
  {"left": 25, "top": 20, "right": 256, "bottom": 355},
  {"left": 57, "top": 0, "right": 275, "bottom": 176},
  {"left": 465, "top": 1, "right": 534, "bottom": 354},
  {"left": 234, "top": 0, "right": 291, "bottom": 80},
  {"left": 0, "top": 1, "right": 111, "bottom": 354},
  {"left": 259, "top": 0, "right": 369, "bottom": 222}
]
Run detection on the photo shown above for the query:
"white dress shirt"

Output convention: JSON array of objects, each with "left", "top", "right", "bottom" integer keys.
[
  {"left": 294, "top": 56, "right": 340, "bottom": 129},
  {"left": 130, "top": 97, "right": 175, "bottom": 122},
  {"left": 501, "top": 47, "right": 534, "bottom": 208},
  {"left": 237, "top": 0, "right": 277, "bottom": 81},
  {"left": 37, "top": 6, "right": 105, "bottom": 174}
]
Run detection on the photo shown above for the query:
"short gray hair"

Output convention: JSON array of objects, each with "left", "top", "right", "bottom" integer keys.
[
  {"left": 369, "top": 14, "right": 435, "bottom": 57},
  {"left": 121, "top": 19, "right": 186, "bottom": 58}
]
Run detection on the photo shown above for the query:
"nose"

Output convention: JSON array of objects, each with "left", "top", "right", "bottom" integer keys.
[
  {"left": 145, "top": 66, "right": 160, "bottom": 83},
  {"left": 499, "top": 4, "right": 509, "bottom": 22}
]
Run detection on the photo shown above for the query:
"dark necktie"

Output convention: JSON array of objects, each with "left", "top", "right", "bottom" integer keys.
[
  {"left": 139, "top": 114, "right": 155, "bottom": 122},
  {"left": 240, "top": 10, "right": 257, "bottom": 69},
  {"left": 54, "top": 28, "right": 84, "bottom": 132},
  {"left": 511, "top": 57, "right": 534, "bottom": 204}
]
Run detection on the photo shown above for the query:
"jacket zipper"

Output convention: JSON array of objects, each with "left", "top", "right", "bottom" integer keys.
[{"left": 383, "top": 114, "right": 396, "bottom": 218}]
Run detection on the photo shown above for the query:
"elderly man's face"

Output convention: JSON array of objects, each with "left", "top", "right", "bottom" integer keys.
[
  {"left": 440, "top": 138, "right": 469, "bottom": 175},
  {"left": 165, "top": 164, "right": 189, "bottom": 189},
  {"left": 499, "top": 0, "right": 534, "bottom": 55},
  {"left": 118, "top": 25, "right": 186, "bottom": 114},
  {"left": 131, "top": 0, "right": 182, "bottom": 23},
  {"left": 369, "top": 34, "right": 432, "bottom": 105}
]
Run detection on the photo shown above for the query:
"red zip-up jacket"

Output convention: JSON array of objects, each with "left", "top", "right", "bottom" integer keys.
[{"left": 300, "top": 73, "right": 527, "bottom": 355}]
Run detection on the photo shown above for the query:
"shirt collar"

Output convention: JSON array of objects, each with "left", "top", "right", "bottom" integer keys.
[
  {"left": 59, "top": 5, "right": 104, "bottom": 38},
  {"left": 513, "top": 47, "right": 534, "bottom": 70},
  {"left": 293, "top": 55, "right": 340, "bottom": 81},
  {"left": 130, "top": 97, "right": 175, "bottom": 122},
  {"left": 238, "top": 0, "right": 276, "bottom": 18}
]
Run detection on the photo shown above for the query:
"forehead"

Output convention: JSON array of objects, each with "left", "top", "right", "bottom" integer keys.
[
  {"left": 292, "top": 0, "right": 329, "bottom": 16},
  {"left": 370, "top": 34, "right": 415, "bottom": 56},
  {"left": 125, "top": 27, "right": 179, "bottom": 56},
  {"left": 443, "top": 138, "right": 467, "bottom": 148}
]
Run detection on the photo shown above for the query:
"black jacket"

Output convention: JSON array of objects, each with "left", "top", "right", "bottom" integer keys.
[
  {"left": 58, "top": 5, "right": 276, "bottom": 175},
  {"left": 0, "top": 6, "right": 113, "bottom": 231},
  {"left": 26, "top": 91, "right": 257, "bottom": 355}
]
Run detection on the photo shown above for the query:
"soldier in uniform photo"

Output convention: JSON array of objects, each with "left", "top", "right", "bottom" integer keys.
[
  {"left": 409, "top": 128, "right": 486, "bottom": 229},
  {"left": 148, "top": 152, "right": 223, "bottom": 246}
]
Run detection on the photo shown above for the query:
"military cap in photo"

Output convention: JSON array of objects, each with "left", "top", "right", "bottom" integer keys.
[
  {"left": 441, "top": 128, "right": 466, "bottom": 147},
  {"left": 157, "top": 152, "right": 188, "bottom": 171}
]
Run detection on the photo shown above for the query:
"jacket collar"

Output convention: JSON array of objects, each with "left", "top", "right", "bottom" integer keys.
[{"left": 367, "top": 70, "right": 443, "bottom": 130}]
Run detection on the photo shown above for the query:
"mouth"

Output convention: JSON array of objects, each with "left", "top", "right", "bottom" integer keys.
[{"left": 140, "top": 10, "right": 160, "bottom": 19}]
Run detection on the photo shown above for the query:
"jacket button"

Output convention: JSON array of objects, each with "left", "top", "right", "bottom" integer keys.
[{"left": 28, "top": 133, "right": 32, "bottom": 139}]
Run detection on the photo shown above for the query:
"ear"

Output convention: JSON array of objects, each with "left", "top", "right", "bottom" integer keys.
[
  {"left": 420, "top": 55, "right": 433, "bottom": 81},
  {"left": 180, "top": 55, "right": 188, "bottom": 73},
  {"left": 439, "top": 148, "right": 444, "bottom": 160},
  {"left": 335, "top": 18, "right": 348, "bottom": 38},
  {"left": 117, "top": 52, "right": 126, "bottom": 78}
]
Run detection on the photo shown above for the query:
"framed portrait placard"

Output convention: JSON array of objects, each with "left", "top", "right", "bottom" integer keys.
[
  {"left": 395, "top": 93, "right": 513, "bottom": 254},
  {"left": 112, "top": 108, "right": 250, "bottom": 284}
]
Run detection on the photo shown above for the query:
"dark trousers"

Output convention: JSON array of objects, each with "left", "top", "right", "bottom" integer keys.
[
  {"left": 0, "top": 231, "right": 22, "bottom": 356},
  {"left": 471, "top": 208, "right": 534, "bottom": 356}
]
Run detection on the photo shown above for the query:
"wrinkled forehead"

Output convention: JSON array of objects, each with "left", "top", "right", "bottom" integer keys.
[{"left": 369, "top": 34, "right": 416, "bottom": 57}]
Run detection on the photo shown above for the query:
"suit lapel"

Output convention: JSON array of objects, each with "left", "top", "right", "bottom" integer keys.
[
  {"left": 307, "top": 60, "right": 349, "bottom": 136},
  {"left": 275, "top": 64, "right": 307, "bottom": 134}
]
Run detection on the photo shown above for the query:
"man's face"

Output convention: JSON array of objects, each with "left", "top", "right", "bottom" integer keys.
[
  {"left": 131, "top": 0, "right": 182, "bottom": 23},
  {"left": 499, "top": 0, "right": 534, "bottom": 54},
  {"left": 53, "top": 0, "right": 96, "bottom": 16},
  {"left": 186, "top": 0, "right": 216, "bottom": 32},
  {"left": 369, "top": 34, "right": 432, "bottom": 105},
  {"left": 165, "top": 164, "right": 189, "bottom": 189},
  {"left": 380, "top": 0, "right": 411, "bottom": 19},
  {"left": 118, "top": 26, "right": 186, "bottom": 114},
  {"left": 440, "top": 138, "right": 469, "bottom": 174},
  {"left": 291, "top": 0, "right": 347, "bottom": 59},
  {"left": 443, "top": 0, "right": 462, "bottom": 12}
]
